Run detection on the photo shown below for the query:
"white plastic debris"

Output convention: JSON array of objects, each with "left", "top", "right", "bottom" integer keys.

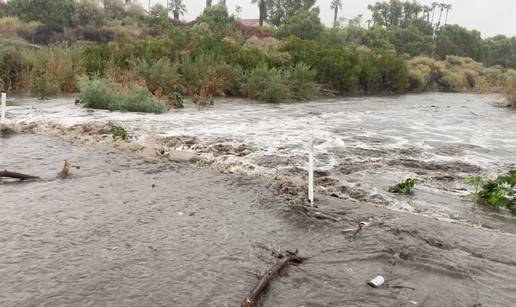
[{"left": 368, "top": 276, "right": 385, "bottom": 288}]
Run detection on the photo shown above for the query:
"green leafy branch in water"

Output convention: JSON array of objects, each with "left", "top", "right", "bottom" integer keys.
[
  {"left": 389, "top": 178, "right": 418, "bottom": 194},
  {"left": 107, "top": 121, "right": 128, "bottom": 141},
  {"left": 465, "top": 171, "right": 516, "bottom": 214}
]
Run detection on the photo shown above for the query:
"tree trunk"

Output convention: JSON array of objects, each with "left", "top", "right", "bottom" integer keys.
[
  {"left": 259, "top": 1, "right": 266, "bottom": 26},
  {"left": 206, "top": 0, "right": 212, "bottom": 7},
  {"left": 0, "top": 170, "right": 39, "bottom": 181},
  {"left": 436, "top": 8, "right": 444, "bottom": 31},
  {"left": 174, "top": 12, "right": 179, "bottom": 20},
  {"left": 333, "top": 7, "right": 338, "bottom": 28},
  {"left": 242, "top": 254, "right": 304, "bottom": 307},
  {"left": 445, "top": 10, "right": 449, "bottom": 25}
]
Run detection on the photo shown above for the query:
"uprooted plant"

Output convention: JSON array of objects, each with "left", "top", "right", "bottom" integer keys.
[
  {"left": 107, "top": 121, "right": 128, "bottom": 141},
  {"left": 465, "top": 171, "right": 516, "bottom": 214},
  {"left": 389, "top": 178, "right": 418, "bottom": 194}
]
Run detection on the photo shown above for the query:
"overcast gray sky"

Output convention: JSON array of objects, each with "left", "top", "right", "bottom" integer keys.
[{"left": 138, "top": 0, "right": 515, "bottom": 38}]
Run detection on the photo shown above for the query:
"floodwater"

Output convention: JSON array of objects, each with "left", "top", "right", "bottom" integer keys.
[
  {"left": 2, "top": 134, "right": 516, "bottom": 306},
  {"left": 2, "top": 93, "right": 516, "bottom": 306},
  {"left": 6, "top": 93, "right": 516, "bottom": 227}
]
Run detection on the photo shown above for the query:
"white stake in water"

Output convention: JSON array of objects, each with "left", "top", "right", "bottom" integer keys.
[
  {"left": 1, "top": 92, "right": 6, "bottom": 122},
  {"left": 308, "top": 130, "right": 314, "bottom": 206}
]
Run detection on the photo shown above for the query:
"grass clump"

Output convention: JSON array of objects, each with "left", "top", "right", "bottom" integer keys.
[
  {"left": 466, "top": 171, "right": 516, "bottom": 214},
  {"left": 77, "top": 77, "right": 168, "bottom": 114},
  {"left": 389, "top": 178, "right": 418, "bottom": 194}
]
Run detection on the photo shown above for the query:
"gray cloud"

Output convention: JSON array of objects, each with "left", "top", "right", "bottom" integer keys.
[{"left": 139, "top": 0, "right": 515, "bottom": 38}]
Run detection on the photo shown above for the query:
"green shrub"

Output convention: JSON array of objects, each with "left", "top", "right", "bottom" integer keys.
[
  {"left": 466, "top": 171, "right": 516, "bottom": 214},
  {"left": 32, "top": 72, "right": 59, "bottom": 98},
  {"left": 180, "top": 54, "right": 241, "bottom": 96},
  {"left": 408, "top": 65, "right": 432, "bottom": 91},
  {"left": 119, "top": 86, "right": 167, "bottom": 113},
  {"left": 77, "top": 77, "right": 118, "bottom": 109},
  {"left": 440, "top": 70, "right": 465, "bottom": 91},
  {"left": 287, "top": 63, "right": 318, "bottom": 100},
  {"left": 21, "top": 47, "right": 83, "bottom": 93},
  {"left": 130, "top": 57, "right": 180, "bottom": 93},
  {"left": 389, "top": 178, "right": 418, "bottom": 194},
  {"left": 446, "top": 55, "right": 467, "bottom": 66},
  {"left": 0, "top": 43, "right": 25, "bottom": 91},
  {"left": 276, "top": 10, "right": 324, "bottom": 41},
  {"left": 107, "top": 121, "right": 128, "bottom": 140},
  {"left": 77, "top": 77, "right": 168, "bottom": 113},
  {"left": 285, "top": 38, "right": 361, "bottom": 92},
  {"left": 241, "top": 66, "right": 290, "bottom": 103}
]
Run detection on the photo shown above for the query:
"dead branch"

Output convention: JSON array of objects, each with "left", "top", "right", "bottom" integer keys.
[
  {"left": 0, "top": 170, "right": 39, "bottom": 181},
  {"left": 242, "top": 253, "right": 304, "bottom": 307},
  {"left": 59, "top": 160, "right": 72, "bottom": 178}
]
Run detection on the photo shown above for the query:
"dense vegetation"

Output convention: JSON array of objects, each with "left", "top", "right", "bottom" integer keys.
[{"left": 0, "top": 0, "right": 515, "bottom": 109}]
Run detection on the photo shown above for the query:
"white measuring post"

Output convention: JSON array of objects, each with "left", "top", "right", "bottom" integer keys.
[
  {"left": 1, "top": 92, "right": 6, "bottom": 122},
  {"left": 308, "top": 128, "right": 315, "bottom": 206}
]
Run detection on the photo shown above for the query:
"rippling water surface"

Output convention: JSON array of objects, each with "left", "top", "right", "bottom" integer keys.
[
  {"left": 6, "top": 93, "right": 516, "bottom": 225},
  {"left": 2, "top": 109, "right": 516, "bottom": 305}
]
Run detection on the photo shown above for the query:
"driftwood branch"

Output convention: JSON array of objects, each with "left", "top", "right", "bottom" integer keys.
[
  {"left": 242, "top": 253, "right": 304, "bottom": 307},
  {"left": 0, "top": 170, "right": 39, "bottom": 181}
]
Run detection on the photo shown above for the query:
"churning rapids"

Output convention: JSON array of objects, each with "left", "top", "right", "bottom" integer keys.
[{"left": 1, "top": 93, "right": 516, "bottom": 306}]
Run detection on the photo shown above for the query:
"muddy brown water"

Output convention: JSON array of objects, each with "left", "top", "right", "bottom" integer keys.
[
  {"left": 3, "top": 93, "right": 516, "bottom": 306},
  {"left": 2, "top": 134, "right": 516, "bottom": 306},
  {"left": 5, "top": 93, "right": 516, "bottom": 227}
]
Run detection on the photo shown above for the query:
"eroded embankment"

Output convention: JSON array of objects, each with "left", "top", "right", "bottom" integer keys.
[{"left": 2, "top": 133, "right": 516, "bottom": 306}]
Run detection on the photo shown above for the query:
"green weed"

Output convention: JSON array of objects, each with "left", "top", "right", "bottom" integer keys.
[{"left": 389, "top": 178, "right": 418, "bottom": 194}]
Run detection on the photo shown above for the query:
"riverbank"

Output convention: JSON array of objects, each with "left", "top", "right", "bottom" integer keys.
[{"left": 2, "top": 133, "right": 516, "bottom": 306}]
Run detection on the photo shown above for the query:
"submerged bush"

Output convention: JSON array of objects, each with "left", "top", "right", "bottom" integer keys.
[
  {"left": 466, "top": 171, "right": 516, "bottom": 214},
  {"left": 77, "top": 77, "right": 168, "bottom": 113},
  {"left": 389, "top": 178, "right": 418, "bottom": 194},
  {"left": 107, "top": 121, "right": 128, "bottom": 141}
]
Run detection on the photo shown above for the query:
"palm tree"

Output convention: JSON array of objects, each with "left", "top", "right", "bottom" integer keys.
[
  {"left": 235, "top": 5, "right": 242, "bottom": 18},
  {"left": 430, "top": 2, "right": 438, "bottom": 25},
  {"left": 423, "top": 5, "right": 432, "bottom": 22},
  {"left": 251, "top": 0, "right": 267, "bottom": 26},
  {"left": 206, "top": 0, "right": 212, "bottom": 8},
  {"left": 330, "top": 0, "right": 343, "bottom": 29},
  {"left": 435, "top": 3, "right": 445, "bottom": 31},
  {"left": 168, "top": 0, "right": 186, "bottom": 21},
  {"left": 444, "top": 4, "right": 452, "bottom": 25}
]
